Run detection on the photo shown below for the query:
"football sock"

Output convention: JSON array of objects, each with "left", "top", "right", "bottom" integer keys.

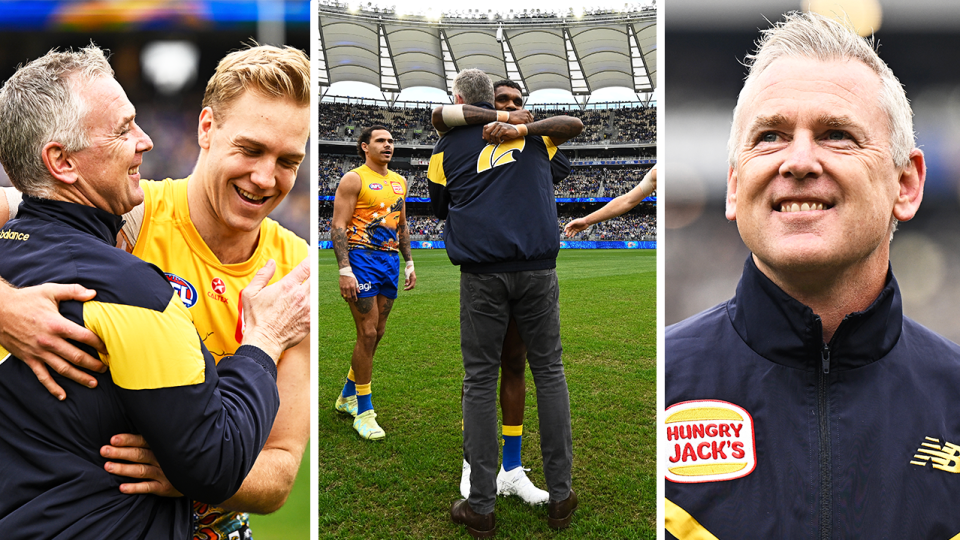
[
  {"left": 502, "top": 425, "right": 523, "bottom": 472},
  {"left": 341, "top": 368, "right": 357, "bottom": 398},
  {"left": 356, "top": 382, "right": 373, "bottom": 414}
]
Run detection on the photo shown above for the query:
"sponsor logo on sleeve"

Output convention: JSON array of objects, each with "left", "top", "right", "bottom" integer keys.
[
  {"left": 664, "top": 400, "right": 756, "bottom": 483},
  {"left": 165, "top": 273, "right": 198, "bottom": 308}
]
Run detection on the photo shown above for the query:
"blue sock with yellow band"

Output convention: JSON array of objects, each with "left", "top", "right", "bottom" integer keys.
[
  {"left": 341, "top": 368, "right": 357, "bottom": 398},
  {"left": 502, "top": 425, "right": 523, "bottom": 472},
  {"left": 357, "top": 382, "right": 373, "bottom": 414}
]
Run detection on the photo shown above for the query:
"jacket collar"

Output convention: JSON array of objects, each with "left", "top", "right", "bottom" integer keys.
[
  {"left": 17, "top": 195, "right": 123, "bottom": 246},
  {"left": 727, "top": 255, "right": 902, "bottom": 371}
]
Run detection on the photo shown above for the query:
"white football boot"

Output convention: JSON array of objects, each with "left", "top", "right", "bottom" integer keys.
[
  {"left": 460, "top": 459, "right": 471, "bottom": 499},
  {"left": 497, "top": 466, "right": 549, "bottom": 505}
]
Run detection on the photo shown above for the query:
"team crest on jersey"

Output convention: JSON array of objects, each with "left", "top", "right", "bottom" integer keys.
[
  {"left": 390, "top": 181, "right": 404, "bottom": 195},
  {"left": 369, "top": 183, "right": 383, "bottom": 191},
  {"left": 911, "top": 436, "right": 960, "bottom": 473},
  {"left": 477, "top": 138, "right": 525, "bottom": 173},
  {"left": 165, "top": 273, "right": 198, "bottom": 308},
  {"left": 664, "top": 400, "right": 756, "bottom": 483}
]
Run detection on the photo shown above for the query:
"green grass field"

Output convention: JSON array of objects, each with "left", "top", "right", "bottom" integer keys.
[{"left": 317, "top": 249, "right": 656, "bottom": 539}]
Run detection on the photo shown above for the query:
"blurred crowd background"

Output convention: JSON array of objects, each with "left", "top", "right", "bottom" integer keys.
[{"left": 318, "top": 106, "right": 657, "bottom": 244}]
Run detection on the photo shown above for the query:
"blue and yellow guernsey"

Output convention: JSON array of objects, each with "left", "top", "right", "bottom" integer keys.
[
  {"left": 133, "top": 177, "right": 307, "bottom": 539},
  {"left": 346, "top": 164, "right": 407, "bottom": 252},
  {"left": 0, "top": 196, "right": 280, "bottom": 539},
  {"left": 427, "top": 103, "right": 571, "bottom": 273}
]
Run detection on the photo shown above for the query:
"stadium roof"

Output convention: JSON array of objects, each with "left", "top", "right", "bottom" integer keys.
[{"left": 317, "top": 3, "right": 656, "bottom": 105}]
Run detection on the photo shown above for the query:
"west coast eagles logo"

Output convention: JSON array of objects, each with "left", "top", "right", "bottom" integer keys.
[
  {"left": 476, "top": 138, "right": 525, "bottom": 173},
  {"left": 663, "top": 400, "right": 757, "bottom": 483}
]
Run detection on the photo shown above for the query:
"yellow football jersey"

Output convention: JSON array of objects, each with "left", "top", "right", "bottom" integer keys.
[
  {"left": 133, "top": 177, "right": 308, "bottom": 360},
  {"left": 133, "top": 177, "right": 307, "bottom": 539},
  {"left": 347, "top": 165, "right": 406, "bottom": 252}
]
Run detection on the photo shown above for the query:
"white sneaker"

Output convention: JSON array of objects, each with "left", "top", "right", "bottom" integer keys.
[
  {"left": 460, "top": 459, "right": 471, "bottom": 499},
  {"left": 497, "top": 466, "right": 549, "bottom": 505}
]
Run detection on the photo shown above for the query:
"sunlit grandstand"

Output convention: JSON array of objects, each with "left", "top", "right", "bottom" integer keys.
[{"left": 317, "top": 1, "right": 657, "bottom": 249}]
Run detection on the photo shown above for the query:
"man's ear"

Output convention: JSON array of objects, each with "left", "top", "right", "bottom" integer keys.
[
  {"left": 892, "top": 148, "right": 926, "bottom": 223},
  {"left": 725, "top": 165, "right": 738, "bottom": 221},
  {"left": 197, "top": 107, "right": 215, "bottom": 150},
  {"left": 41, "top": 141, "right": 78, "bottom": 185}
]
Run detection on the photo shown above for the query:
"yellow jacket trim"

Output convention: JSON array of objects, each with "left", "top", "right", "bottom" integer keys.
[
  {"left": 665, "top": 498, "right": 719, "bottom": 540},
  {"left": 84, "top": 294, "right": 205, "bottom": 390},
  {"left": 427, "top": 152, "right": 446, "bottom": 186}
]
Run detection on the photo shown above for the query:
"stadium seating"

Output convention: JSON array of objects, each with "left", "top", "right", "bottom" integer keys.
[{"left": 318, "top": 101, "right": 656, "bottom": 244}]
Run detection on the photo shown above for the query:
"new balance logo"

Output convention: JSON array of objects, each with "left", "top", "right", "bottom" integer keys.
[
  {"left": 911, "top": 437, "right": 960, "bottom": 473},
  {"left": 477, "top": 138, "right": 525, "bottom": 173}
]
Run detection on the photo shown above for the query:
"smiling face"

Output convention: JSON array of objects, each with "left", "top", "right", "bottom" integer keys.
[
  {"left": 71, "top": 76, "right": 153, "bottom": 215},
  {"left": 195, "top": 90, "right": 309, "bottom": 236},
  {"left": 727, "top": 56, "right": 922, "bottom": 282}
]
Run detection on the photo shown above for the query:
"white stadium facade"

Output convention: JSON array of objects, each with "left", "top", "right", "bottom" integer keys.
[{"left": 317, "top": 1, "right": 657, "bottom": 249}]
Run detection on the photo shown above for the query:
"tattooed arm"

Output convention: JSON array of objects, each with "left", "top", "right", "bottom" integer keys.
[
  {"left": 431, "top": 105, "right": 533, "bottom": 135},
  {"left": 483, "top": 115, "right": 584, "bottom": 146},
  {"left": 332, "top": 171, "right": 361, "bottom": 303},
  {"left": 398, "top": 199, "right": 416, "bottom": 291}
]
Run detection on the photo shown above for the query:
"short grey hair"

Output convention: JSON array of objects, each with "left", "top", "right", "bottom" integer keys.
[
  {"left": 0, "top": 45, "right": 114, "bottom": 197},
  {"left": 452, "top": 69, "right": 494, "bottom": 105},
  {"left": 728, "top": 11, "right": 914, "bottom": 169}
]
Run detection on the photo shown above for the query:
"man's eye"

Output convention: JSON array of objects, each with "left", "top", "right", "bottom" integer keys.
[
  {"left": 826, "top": 130, "right": 848, "bottom": 140},
  {"left": 759, "top": 132, "right": 778, "bottom": 143}
]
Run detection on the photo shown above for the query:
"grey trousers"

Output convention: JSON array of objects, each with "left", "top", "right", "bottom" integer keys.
[{"left": 460, "top": 269, "right": 573, "bottom": 514}]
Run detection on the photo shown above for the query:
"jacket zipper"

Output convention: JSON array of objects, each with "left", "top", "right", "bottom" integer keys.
[{"left": 818, "top": 342, "right": 831, "bottom": 540}]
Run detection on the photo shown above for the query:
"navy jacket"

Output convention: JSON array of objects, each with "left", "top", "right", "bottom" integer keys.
[
  {"left": 427, "top": 102, "right": 571, "bottom": 273},
  {"left": 665, "top": 256, "right": 960, "bottom": 539},
  {"left": 0, "top": 196, "right": 280, "bottom": 539}
]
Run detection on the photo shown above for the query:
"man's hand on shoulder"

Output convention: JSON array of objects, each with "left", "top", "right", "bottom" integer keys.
[
  {"left": 240, "top": 259, "right": 310, "bottom": 361},
  {"left": 0, "top": 281, "right": 108, "bottom": 400}
]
